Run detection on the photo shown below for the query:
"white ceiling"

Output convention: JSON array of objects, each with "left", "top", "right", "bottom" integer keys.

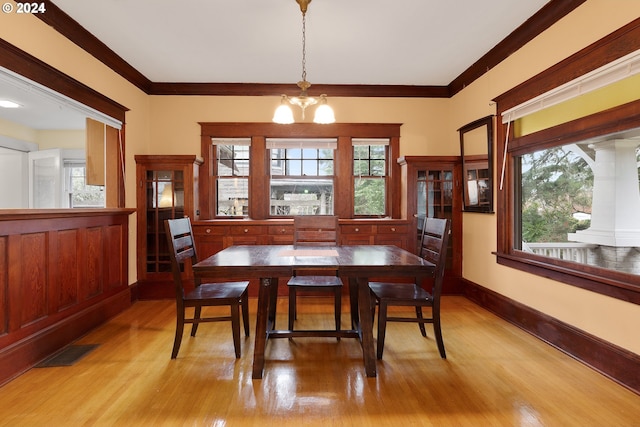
[
  {"left": 50, "top": 0, "right": 549, "bottom": 85},
  {"left": 0, "top": 68, "right": 88, "bottom": 130},
  {"left": 0, "top": 0, "right": 550, "bottom": 130}
]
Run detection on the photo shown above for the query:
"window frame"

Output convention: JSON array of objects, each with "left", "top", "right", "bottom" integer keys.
[
  {"left": 213, "top": 139, "right": 251, "bottom": 218},
  {"left": 353, "top": 139, "right": 390, "bottom": 217},
  {"left": 268, "top": 139, "right": 337, "bottom": 216},
  {"left": 493, "top": 20, "right": 640, "bottom": 305},
  {"left": 199, "top": 122, "right": 401, "bottom": 220}
]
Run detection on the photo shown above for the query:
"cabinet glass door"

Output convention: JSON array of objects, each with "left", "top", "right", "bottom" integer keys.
[
  {"left": 145, "top": 170, "right": 185, "bottom": 273},
  {"left": 417, "top": 168, "right": 454, "bottom": 269}
]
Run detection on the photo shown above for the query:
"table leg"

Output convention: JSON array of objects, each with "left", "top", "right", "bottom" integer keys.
[
  {"left": 267, "top": 277, "right": 279, "bottom": 331},
  {"left": 252, "top": 277, "right": 271, "bottom": 379},
  {"left": 357, "top": 276, "right": 377, "bottom": 377}
]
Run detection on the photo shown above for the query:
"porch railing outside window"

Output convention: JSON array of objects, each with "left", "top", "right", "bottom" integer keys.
[{"left": 267, "top": 138, "right": 336, "bottom": 216}]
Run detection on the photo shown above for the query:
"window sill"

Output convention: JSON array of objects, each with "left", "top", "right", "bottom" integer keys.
[{"left": 494, "top": 251, "right": 640, "bottom": 305}]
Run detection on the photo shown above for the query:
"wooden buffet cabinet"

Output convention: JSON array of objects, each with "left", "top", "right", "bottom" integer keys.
[{"left": 135, "top": 154, "right": 463, "bottom": 299}]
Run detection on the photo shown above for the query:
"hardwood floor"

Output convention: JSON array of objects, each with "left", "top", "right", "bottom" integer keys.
[{"left": 0, "top": 296, "right": 638, "bottom": 426}]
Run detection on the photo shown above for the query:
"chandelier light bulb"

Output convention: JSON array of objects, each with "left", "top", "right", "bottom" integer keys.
[
  {"left": 273, "top": 96, "right": 295, "bottom": 124},
  {"left": 272, "top": 0, "right": 335, "bottom": 124}
]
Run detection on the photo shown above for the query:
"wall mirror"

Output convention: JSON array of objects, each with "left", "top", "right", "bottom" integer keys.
[{"left": 459, "top": 115, "right": 494, "bottom": 213}]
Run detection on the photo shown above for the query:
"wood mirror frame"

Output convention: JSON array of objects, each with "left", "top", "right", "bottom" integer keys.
[{"left": 459, "top": 115, "right": 494, "bottom": 213}]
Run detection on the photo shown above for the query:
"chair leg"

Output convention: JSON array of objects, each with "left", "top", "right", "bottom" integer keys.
[
  {"left": 370, "top": 294, "right": 377, "bottom": 323},
  {"left": 334, "top": 287, "right": 341, "bottom": 341},
  {"left": 171, "top": 308, "right": 185, "bottom": 359},
  {"left": 241, "top": 296, "right": 250, "bottom": 337},
  {"left": 433, "top": 309, "right": 446, "bottom": 359},
  {"left": 231, "top": 303, "right": 242, "bottom": 358},
  {"left": 288, "top": 287, "right": 297, "bottom": 331},
  {"left": 376, "top": 301, "right": 389, "bottom": 360},
  {"left": 416, "top": 306, "right": 427, "bottom": 337},
  {"left": 191, "top": 306, "right": 202, "bottom": 337}
]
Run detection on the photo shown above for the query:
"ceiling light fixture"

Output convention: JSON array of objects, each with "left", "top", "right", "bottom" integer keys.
[
  {"left": 0, "top": 99, "right": 20, "bottom": 108},
  {"left": 273, "top": 0, "right": 335, "bottom": 124}
]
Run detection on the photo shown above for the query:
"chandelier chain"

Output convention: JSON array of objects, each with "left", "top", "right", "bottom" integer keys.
[{"left": 301, "top": 12, "right": 307, "bottom": 83}]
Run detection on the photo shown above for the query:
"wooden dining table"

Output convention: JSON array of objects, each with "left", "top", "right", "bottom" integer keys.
[{"left": 192, "top": 244, "right": 435, "bottom": 379}]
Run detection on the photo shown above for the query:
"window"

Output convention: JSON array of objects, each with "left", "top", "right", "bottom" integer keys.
[
  {"left": 353, "top": 139, "right": 388, "bottom": 216},
  {"left": 64, "top": 161, "right": 105, "bottom": 208},
  {"left": 495, "top": 24, "right": 640, "bottom": 304},
  {"left": 498, "top": 105, "right": 640, "bottom": 302},
  {"left": 268, "top": 138, "right": 336, "bottom": 216},
  {"left": 516, "top": 140, "right": 640, "bottom": 275},
  {"left": 496, "top": 25, "right": 640, "bottom": 304},
  {"left": 213, "top": 138, "right": 250, "bottom": 217},
  {"left": 200, "top": 122, "right": 401, "bottom": 220}
]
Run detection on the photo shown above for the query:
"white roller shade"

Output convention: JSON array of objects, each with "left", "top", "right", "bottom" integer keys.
[
  {"left": 500, "top": 48, "right": 640, "bottom": 124},
  {"left": 352, "top": 138, "right": 390, "bottom": 146},
  {"left": 211, "top": 138, "right": 251, "bottom": 146},
  {"left": 266, "top": 138, "right": 337, "bottom": 149}
]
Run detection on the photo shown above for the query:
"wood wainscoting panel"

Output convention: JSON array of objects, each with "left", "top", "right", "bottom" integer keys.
[
  {"left": 0, "top": 236, "right": 6, "bottom": 335},
  {"left": 105, "top": 223, "right": 125, "bottom": 290},
  {"left": 55, "top": 228, "right": 81, "bottom": 311},
  {"left": 17, "top": 232, "right": 48, "bottom": 326},
  {"left": 0, "top": 208, "right": 134, "bottom": 386},
  {"left": 85, "top": 226, "right": 103, "bottom": 299}
]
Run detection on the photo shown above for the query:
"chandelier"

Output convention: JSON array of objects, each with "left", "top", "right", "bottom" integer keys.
[{"left": 273, "top": 0, "right": 335, "bottom": 124}]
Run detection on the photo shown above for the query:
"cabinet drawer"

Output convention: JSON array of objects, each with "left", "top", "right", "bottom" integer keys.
[
  {"left": 341, "top": 224, "right": 373, "bottom": 234},
  {"left": 229, "top": 225, "right": 265, "bottom": 235},
  {"left": 268, "top": 225, "right": 293, "bottom": 236},
  {"left": 377, "top": 224, "right": 409, "bottom": 234},
  {"left": 192, "top": 225, "right": 228, "bottom": 236}
]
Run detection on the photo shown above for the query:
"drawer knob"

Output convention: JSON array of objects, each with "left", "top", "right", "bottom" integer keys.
[
  {"left": 206, "top": 228, "right": 211, "bottom": 234},
  {"left": 281, "top": 228, "right": 286, "bottom": 233},
  {"left": 354, "top": 228, "right": 359, "bottom": 232},
  {"left": 244, "top": 228, "right": 249, "bottom": 233},
  {"left": 391, "top": 227, "right": 396, "bottom": 232}
]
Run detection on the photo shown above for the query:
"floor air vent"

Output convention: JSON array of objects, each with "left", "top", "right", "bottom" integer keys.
[{"left": 35, "top": 344, "right": 99, "bottom": 368}]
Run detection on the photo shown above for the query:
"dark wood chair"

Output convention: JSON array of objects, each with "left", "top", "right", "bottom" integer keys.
[
  {"left": 164, "top": 217, "right": 250, "bottom": 359},
  {"left": 369, "top": 217, "right": 451, "bottom": 359},
  {"left": 287, "top": 215, "right": 343, "bottom": 335}
]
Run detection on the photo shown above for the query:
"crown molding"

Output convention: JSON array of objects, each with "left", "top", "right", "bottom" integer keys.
[
  {"left": 448, "top": 0, "right": 587, "bottom": 96},
  {"left": 147, "top": 82, "right": 451, "bottom": 97},
  {"left": 0, "top": 37, "right": 128, "bottom": 123},
  {"left": 26, "top": 0, "right": 584, "bottom": 98}
]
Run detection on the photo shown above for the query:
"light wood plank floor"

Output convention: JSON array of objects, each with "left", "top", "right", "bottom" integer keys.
[{"left": 1, "top": 296, "right": 638, "bottom": 427}]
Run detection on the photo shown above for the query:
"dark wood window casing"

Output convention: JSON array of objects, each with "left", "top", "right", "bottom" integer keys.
[
  {"left": 198, "top": 123, "right": 401, "bottom": 220},
  {"left": 493, "top": 18, "right": 640, "bottom": 305}
]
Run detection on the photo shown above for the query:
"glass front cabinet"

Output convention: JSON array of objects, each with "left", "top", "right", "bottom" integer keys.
[
  {"left": 399, "top": 156, "right": 463, "bottom": 293},
  {"left": 135, "top": 155, "right": 202, "bottom": 299}
]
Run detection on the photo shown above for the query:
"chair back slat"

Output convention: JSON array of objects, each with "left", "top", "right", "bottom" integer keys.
[
  {"left": 173, "top": 236, "right": 196, "bottom": 263},
  {"left": 164, "top": 217, "right": 198, "bottom": 298},
  {"left": 293, "top": 215, "right": 339, "bottom": 246},
  {"left": 418, "top": 217, "right": 450, "bottom": 294}
]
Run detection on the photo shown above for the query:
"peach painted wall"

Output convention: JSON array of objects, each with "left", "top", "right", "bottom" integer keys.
[
  {"left": 0, "top": 2, "right": 150, "bottom": 285},
  {"left": 0, "top": 1, "right": 638, "bottom": 354},
  {"left": 0, "top": 118, "right": 36, "bottom": 142},
  {"left": 450, "top": 0, "right": 640, "bottom": 355},
  {"left": 147, "top": 96, "right": 452, "bottom": 156}
]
